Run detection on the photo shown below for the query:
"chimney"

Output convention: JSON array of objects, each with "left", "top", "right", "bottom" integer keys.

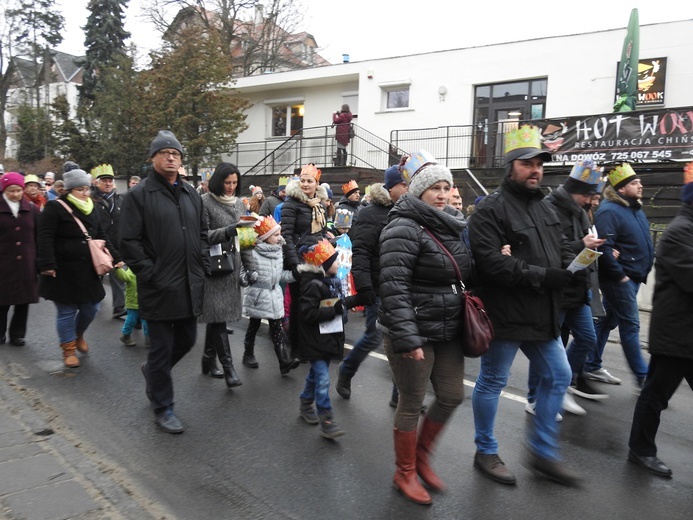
[{"left": 342, "top": 54, "right": 350, "bottom": 63}]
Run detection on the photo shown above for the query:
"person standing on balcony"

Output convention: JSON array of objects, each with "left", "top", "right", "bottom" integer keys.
[{"left": 332, "top": 104, "right": 353, "bottom": 167}]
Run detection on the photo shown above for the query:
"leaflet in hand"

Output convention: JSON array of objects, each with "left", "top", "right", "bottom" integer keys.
[
  {"left": 319, "top": 298, "right": 343, "bottom": 334},
  {"left": 567, "top": 248, "right": 602, "bottom": 272}
]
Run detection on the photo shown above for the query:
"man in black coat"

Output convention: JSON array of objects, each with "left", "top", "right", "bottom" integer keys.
[
  {"left": 335, "top": 166, "right": 408, "bottom": 400},
  {"left": 468, "top": 125, "right": 579, "bottom": 486},
  {"left": 119, "top": 131, "right": 209, "bottom": 434},
  {"left": 91, "top": 165, "right": 125, "bottom": 318},
  {"left": 628, "top": 172, "right": 693, "bottom": 478}
]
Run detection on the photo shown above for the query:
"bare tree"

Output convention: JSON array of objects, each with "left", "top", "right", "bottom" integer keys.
[{"left": 0, "top": 0, "right": 21, "bottom": 162}]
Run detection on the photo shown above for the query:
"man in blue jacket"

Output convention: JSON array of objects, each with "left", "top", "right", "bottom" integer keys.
[{"left": 584, "top": 163, "right": 654, "bottom": 389}]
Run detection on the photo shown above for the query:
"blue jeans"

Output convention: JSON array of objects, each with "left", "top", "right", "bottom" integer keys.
[
  {"left": 473, "top": 337, "right": 571, "bottom": 461},
  {"left": 340, "top": 298, "right": 381, "bottom": 378},
  {"left": 585, "top": 279, "right": 648, "bottom": 379},
  {"left": 122, "top": 309, "right": 148, "bottom": 337},
  {"left": 300, "top": 359, "right": 332, "bottom": 415},
  {"left": 54, "top": 302, "right": 101, "bottom": 344}
]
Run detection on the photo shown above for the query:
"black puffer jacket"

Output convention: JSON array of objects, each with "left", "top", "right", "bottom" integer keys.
[
  {"left": 379, "top": 194, "right": 473, "bottom": 353},
  {"left": 350, "top": 183, "right": 392, "bottom": 293},
  {"left": 468, "top": 179, "right": 575, "bottom": 341},
  {"left": 280, "top": 179, "right": 329, "bottom": 269},
  {"left": 545, "top": 186, "right": 592, "bottom": 309},
  {"left": 648, "top": 204, "right": 693, "bottom": 360},
  {"left": 118, "top": 173, "right": 209, "bottom": 321},
  {"left": 91, "top": 189, "right": 122, "bottom": 255}
]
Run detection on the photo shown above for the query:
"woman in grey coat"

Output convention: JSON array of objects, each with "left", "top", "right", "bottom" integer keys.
[{"left": 199, "top": 163, "right": 248, "bottom": 388}]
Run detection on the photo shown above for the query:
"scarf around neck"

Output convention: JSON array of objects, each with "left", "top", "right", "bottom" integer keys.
[
  {"left": 211, "top": 193, "right": 238, "bottom": 206},
  {"left": 3, "top": 193, "right": 20, "bottom": 217},
  {"left": 306, "top": 196, "right": 326, "bottom": 233},
  {"left": 67, "top": 194, "right": 94, "bottom": 215}
]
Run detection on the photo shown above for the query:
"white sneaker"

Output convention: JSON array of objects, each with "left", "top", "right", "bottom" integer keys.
[
  {"left": 562, "top": 393, "right": 587, "bottom": 415},
  {"left": 525, "top": 401, "right": 563, "bottom": 422},
  {"left": 583, "top": 368, "right": 622, "bottom": 385}
]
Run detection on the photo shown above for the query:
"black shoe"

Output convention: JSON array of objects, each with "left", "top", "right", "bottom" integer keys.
[
  {"left": 9, "top": 338, "right": 25, "bottom": 347},
  {"left": 628, "top": 451, "right": 672, "bottom": 477},
  {"left": 336, "top": 365, "right": 352, "bottom": 399},
  {"left": 112, "top": 307, "right": 127, "bottom": 319},
  {"left": 141, "top": 363, "right": 152, "bottom": 401},
  {"left": 155, "top": 409, "right": 184, "bottom": 434},
  {"left": 226, "top": 328, "right": 234, "bottom": 335},
  {"left": 223, "top": 366, "right": 243, "bottom": 388},
  {"left": 527, "top": 451, "right": 580, "bottom": 486},
  {"left": 568, "top": 375, "right": 609, "bottom": 401},
  {"left": 242, "top": 354, "right": 259, "bottom": 368},
  {"left": 201, "top": 357, "right": 223, "bottom": 378}
]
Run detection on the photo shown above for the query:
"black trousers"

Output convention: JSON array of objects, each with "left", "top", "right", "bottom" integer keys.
[
  {"left": 0, "top": 304, "right": 29, "bottom": 341},
  {"left": 629, "top": 354, "right": 693, "bottom": 456},
  {"left": 145, "top": 317, "right": 197, "bottom": 415}
]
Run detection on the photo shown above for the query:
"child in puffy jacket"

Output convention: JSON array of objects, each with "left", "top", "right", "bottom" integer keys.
[
  {"left": 240, "top": 216, "right": 300, "bottom": 374},
  {"left": 114, "top": 265, "right": 149, "bottom": 347}
]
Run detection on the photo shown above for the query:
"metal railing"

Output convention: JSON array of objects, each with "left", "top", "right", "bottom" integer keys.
[{"left": 222, "top": 124, "right": 408, "bottom": 176}]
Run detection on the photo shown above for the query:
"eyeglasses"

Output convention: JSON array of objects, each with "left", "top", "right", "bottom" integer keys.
[
  {"left": 157, "top": 150, "right": 182, "bottom": 159},
  {"left": 71, "top": 187, "right": 90, "bottom": 192}
]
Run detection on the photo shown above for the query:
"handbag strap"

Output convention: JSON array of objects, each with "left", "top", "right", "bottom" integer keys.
[
  {"left": 422, "top": 227, "right": 466, "bottom": 293},
  {"left": 57, "top": 199, "right": 92, "bottom": 239}
]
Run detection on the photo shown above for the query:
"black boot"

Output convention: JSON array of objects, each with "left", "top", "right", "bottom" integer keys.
[
  {"left": 274, "top": 343, "right": 300, "bottom": 375},
  {"left": 243, "top": 340, "right": 259, "bottom": 368},
  {"left": 201, "top": 331, "right": 223, "bottom": 378},
  {"left": 211, "top": 324, "right": 242, "bottom": 388}
]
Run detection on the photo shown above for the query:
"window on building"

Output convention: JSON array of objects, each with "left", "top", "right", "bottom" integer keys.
[
  {"left": 271, "top": 104, "right": 304, "bottom": 137},
  {"left": 379, "top": 81, "right": 411, "bottom": 110}
]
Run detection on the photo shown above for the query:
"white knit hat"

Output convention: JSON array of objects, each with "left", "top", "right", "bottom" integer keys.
[{"left": 408, "top": 164, "right": 453, "bottom": 199}]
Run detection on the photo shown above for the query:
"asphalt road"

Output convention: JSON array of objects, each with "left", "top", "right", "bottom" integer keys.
[{"left": 1, "top": 286, "right": 692, "bottom": 520}]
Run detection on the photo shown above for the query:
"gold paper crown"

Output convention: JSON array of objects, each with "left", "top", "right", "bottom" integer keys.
[
  {"left": 302, "top": 239, "right": 336, "bottom": 267},
  {"left": 278, "top": 176, "right": 290, "bottom": 187},
  {"left": 237, "top": 227, "right": 258, "bottom": 250},
  {"left": 300, "top": 164, "right": 322, "bottom": 183},
  {"left": 91, "top": 164, "right": 114, "bottom": 179},
  {"left": 254, "top": 215, "right": 280, "bottom": 241},
  {"left": 684, "top": 162, "right": 693, "bottom": 185},
  {"left": 608, "top": 163, "right": 637, "bottom": 188},
  {"left": 504, "top": 125, "right": 543, "bottom": 155},
  {"left": 23, "top": 174, "right": 41, "bottom": 185},
  {"left": 342, "top": 180, "right": 359, "bottom": 195}
]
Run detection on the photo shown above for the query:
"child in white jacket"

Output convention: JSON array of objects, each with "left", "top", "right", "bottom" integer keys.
[{"left": 240, "top": 216, "right": 300, "bottom": 374}]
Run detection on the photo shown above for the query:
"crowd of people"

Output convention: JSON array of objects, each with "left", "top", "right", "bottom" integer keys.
[{"left": 1, "top": 124, "right": 692, "bottom": 504}]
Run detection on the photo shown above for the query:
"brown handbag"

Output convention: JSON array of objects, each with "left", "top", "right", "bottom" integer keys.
[
  {"left": 58, "top": 200, "right": 114, "bottom": 276},
  {"left": 422, "top": 228, "right": 493, "bottom": 358}
]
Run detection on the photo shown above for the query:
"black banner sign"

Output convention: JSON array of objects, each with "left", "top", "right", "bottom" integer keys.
[{"left": 531, "top": 106, "right": 693, "bottom": 163}]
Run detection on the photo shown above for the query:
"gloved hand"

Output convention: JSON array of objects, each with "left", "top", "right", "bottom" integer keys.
[
  {"left": 248, "top": 271, "right": 259, "bottom": 285},
  {"left": 291, "top": 266, "right": 301, "bottom": 283},
  {"left": 570, "top": 269, "right": 589, "bottom": 285},
  {"left": 333, "top": 300, "right": 344, "bottom": 315},
  {"left": 354, "top": 287, "right": 376, "bottom": 306},
  {"left": 543, "top": 268, "right": 573, "bottom": 289},
  {"left": 225, "top": 225, "right": 237, "bottom": 239}
]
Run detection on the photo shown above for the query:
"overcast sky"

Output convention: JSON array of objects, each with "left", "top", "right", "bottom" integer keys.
[{"left": 56, "top": 0, "right": 692, "bottom": 64}]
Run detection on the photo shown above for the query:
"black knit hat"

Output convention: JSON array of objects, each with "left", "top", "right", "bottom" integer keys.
[{"left": 149, "top": 130, "right": 183, "bottom": 158}]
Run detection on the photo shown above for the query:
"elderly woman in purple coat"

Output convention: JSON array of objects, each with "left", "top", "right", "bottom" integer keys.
[{"left": 0, "top": 173, "right": 40, "bottom": 346}]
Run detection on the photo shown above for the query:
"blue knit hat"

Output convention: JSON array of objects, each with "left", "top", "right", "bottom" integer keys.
[{"left": 383, "top": 165, "right": 406, "bottom": 190}]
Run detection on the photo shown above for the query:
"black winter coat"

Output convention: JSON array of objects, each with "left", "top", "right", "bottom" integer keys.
[
  {"left": 259, "top": 193, "right": 283, "bottom": 217},
  {"left": 648, "top": 204, "right": 693, "bottom": 361},
  {"left": 468, "top": 179, "right": 575, "bottom": 341},
  {"left": 37, "top": 196, "right": 117, "bottom": 304},
  {"left": 545, "top": 186, "right": 591, "bottom": 309},
  {"left": 0, "top": 196, "right": 39, "bottom": 306},
  {"left": 297, "top": 264, "right": 356, "bottom": 361},
  {"left": 118, "top": 174, "right": 209, "bottom": 321},
  {"left": 350, "top": 183, "right": 392, "bottom": 293},
  {"left": 91, "top": 189, "right": 122, "bottom": 255},
  {"left": 280, "top": 180, "right": 330, "bottom": 269},
  {"left": 379, "top": 194, "right": 473, "bottom": 354}
]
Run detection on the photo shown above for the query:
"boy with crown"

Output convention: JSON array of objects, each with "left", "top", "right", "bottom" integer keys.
[
  {"left": 296, "top": 239, "right": 356, "bottom": 439},
  {"left": 468, "top": 124, "right": 579, "bottom": 486}
]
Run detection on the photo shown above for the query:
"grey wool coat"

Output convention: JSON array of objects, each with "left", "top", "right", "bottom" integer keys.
[
  {"left": 242, "top": 240, "right": 294, "bottom": 320},
  {"left": 198, "top": 193, "right": 245, "bottom": 324}
]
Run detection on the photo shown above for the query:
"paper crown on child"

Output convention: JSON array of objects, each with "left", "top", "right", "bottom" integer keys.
[
  {"left": 504, "top": 125, "right": 552, "bottom": 163},
  {"left": 608, "top": 163, "right": 637, "bottom": 190},
  {"left": 301, "top": 239, "right": 338, "bottom": 269},
  {"left": 300, "top": 163, "right": 322, "bottom": 182},
  {"left": 277, "top": 176, "right": 290, "bottom": 190},
  {"left": 237, "top": 227, "right": 258, "bottom": 250},
  {"left": 23, "top": 174, "right": 41, "bottom": 186},
  {"left": 334, "top": 208, "right": 352, "bottom": 229},
  {"left": 682, "top": 162, "right": 693, "bottom": 204},
  {"left": 91, "top": 164, "right": 114, "bottom": 179},
  {"left": 564, "top": 159, "right": 602, "bottom": 195},
  {"left": 254, "top": 215, "right": 281, "bottom": 241},
  {"left": 341, "top": 180, "right": 359, "bottom": 196},
  {"left": 400, "top": 150, "right": 437, "bottom": 184}
]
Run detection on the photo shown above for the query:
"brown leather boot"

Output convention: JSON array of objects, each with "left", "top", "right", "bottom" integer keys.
[
  {"left": 75, "top": 334, "right": 89, "bottom": 353},
  {"left": 393, "top": 429, "right": 432, "bottom": 505},
  {"left": 61, "top": 341, "right": 80, "bottom": 368},
  {"left": 416, "top": 416, "right": 446, "bottom": 491}
]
